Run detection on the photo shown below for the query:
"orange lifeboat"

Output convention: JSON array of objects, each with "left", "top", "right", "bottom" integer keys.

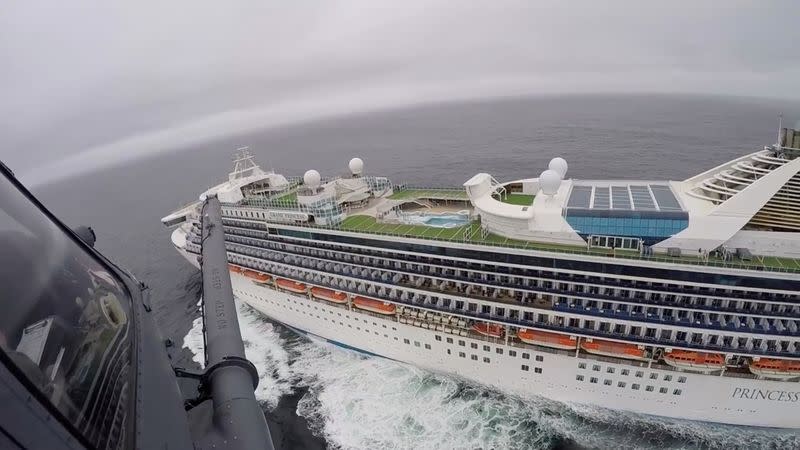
[
  {"left": 311, "top": 287, "right": 348, "bottom": 304},
  {"left": 663, "top": 350, "right": 725, "bottom": 373},
  {"left": 228, "top": 264, "right": 242, "bottom": 274},
  {"left": 748, "top": 358, "right": 800, "bottom": 380},
  {"left": 276, "top": 278, "right": 307, "bottom": 294},
  {"left": 581, "top": 339, "right": 648, "bottom": 361},
  {"left": 241, "top": 269, "right": 270, "bottom": 283},
  {"left": 472, "top": 323, "right": 504, "bottom": 338},
  {"left": 353, "top": 296, "right": 396, "bottom": 315},
  {"left": 517, "top": 329, "right": 577, "bottom": 350}
]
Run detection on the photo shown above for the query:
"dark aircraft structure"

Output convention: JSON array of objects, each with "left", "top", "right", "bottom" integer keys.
[{"left": 0, "top": 160, "right": 274, "bottom": 449}]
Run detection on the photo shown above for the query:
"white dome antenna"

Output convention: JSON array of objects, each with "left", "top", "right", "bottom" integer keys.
[
  {"left": 349, "top": 157, "right": 364, "bottom": 177},
  {"left": 304, "top": 169, "right": 321, "bottom": 190},
  {"left": 539, "top": 169, "right": 562, "bottom": 196},
  {"left": 548, "top": 157, "right": 568, "bottom": 178}
]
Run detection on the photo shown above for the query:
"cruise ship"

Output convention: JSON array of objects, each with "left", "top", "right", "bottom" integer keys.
[{"left": 163, "top": 128, "right": 800, "bottom": 428}]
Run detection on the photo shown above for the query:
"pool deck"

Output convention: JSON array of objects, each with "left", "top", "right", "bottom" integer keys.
[{"left": 338, "top": 215, "right": 800, "bottom": 274}]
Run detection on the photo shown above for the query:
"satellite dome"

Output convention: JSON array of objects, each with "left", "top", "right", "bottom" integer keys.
[
  {"left": 548, "top": 157, "right": 568, "bottom": 178},
  {"left": 349, "top": 157, "right": 364, "bottom": 176},
  {"left": 303, "top": 169, "right": 321, "bottom": 189},
  {"left": 539, "top": 169, "right": 562, "bottom": 195}
]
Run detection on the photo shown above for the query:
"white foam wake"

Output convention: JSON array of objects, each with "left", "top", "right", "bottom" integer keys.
[
  {"left": 183, "top": 303, "right": 800, "bottom": 449},
  {"left": 181, "top": 300, "right": 293, "bottom": 409}
]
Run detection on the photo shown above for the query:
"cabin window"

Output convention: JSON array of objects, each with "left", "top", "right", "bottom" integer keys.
[
  {"left": 446, "top": 338, "right": 453, "bottom": 344},
  {"left": 483, "top": 357, "right": 490, "bottom": 363},
  {"left": 534, "top": 367, "right": 542, "bottom": 374},
  {"left": 663, "top": 375, "right": 672, "bottom": 382},
  {"left": 509, "top": 350, "right": 517, "bottom": 357},
  {"left": 424, "top": 344, "right": 431, "bottom": 350},
  {"left": 483, "top": 345, "right": 490, "bottom": 352},
  {"left": 496, "top": 348, "right": 503, "bottom": 354},
  {"left": 607, "top": 367, "right": 615, "bottom": 374},
  {"left": 678, "top": 376, "right": 686, "bottom": 383},
  {"left": 635, "top": 371, "right": 644, "bottom": 378},
  {"left": 578, "top": 362, "right": 587, "bottom": 369},
  {"left": 458, "top": 340, "right": 465, "bottom": 347},
  {"left": 459, "top": 352, "right": 466, "bottom": 358},
  {"left": 632, "top": 384, "right": 640, "bottom": 390},
  {"left": 645, "top": 386, "right": 654, "bottom": 392},
  {"left": 471, "top": 343, "right": 478, "bottom": 349},
  {"left": 649, "top": 373, "right": 658, "bottom": 380},
  {"left": 435, "top": 335, "right": 442, "bottom": 342},
  {"left": 593, "top": 365, "right": 601, "bottom": 372},
  {"left": 604, "top": 379, "right": 612, "bottom": 386},
  {"left": 471, "top": 355, "right": 478, "bottom": 361},
  {"left": 590, "top": 377, "right": 598, "bottom": 384},
  {"left": 522, "top": 365, "right": 530, "bottom": 372},
  {"left": 403, "top": 339, "right": 410, "bottom": 344},
  {"left": 576, "top": 375, "right": 584, "bottom": 381},
  {"left": 618, "top": 382, "right": 626, "bottom": 388},
  {"left": 621, "top": 369, "right": 630, "bottom": 376},
  {"left": 673, "top": 389, "right": 682, "bottom": 395},
  {"left": 659, "top": 387, "right": 668, "bottom": 394}
]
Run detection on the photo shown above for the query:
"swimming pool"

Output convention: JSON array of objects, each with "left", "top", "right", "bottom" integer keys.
[{"left": 399, "top": 211, "right": 471, "bottom": 228}]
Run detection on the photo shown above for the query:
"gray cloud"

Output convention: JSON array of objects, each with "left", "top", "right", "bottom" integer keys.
[{"left": 2, "top": 1, "right": 799, "bottom": 185}]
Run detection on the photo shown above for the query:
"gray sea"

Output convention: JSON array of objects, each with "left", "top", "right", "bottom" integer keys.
[{"left": 31, "top": 94, "right": 800, "bottom": 449}]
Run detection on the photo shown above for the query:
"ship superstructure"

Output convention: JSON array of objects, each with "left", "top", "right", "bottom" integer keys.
[{"left": 163, "top": 131, "right": 800, "bottom": 428}]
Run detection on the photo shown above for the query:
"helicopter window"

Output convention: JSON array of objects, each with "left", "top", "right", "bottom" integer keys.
[{"left": 0, "top": 173, "right": 133, "bottom": 449}]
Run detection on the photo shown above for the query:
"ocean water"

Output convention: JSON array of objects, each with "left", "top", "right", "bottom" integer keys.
[{"left": 31, "top": 94, "right": 800, "bottom": 449}]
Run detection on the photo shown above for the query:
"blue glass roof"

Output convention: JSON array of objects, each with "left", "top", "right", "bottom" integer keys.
[
  {"left": 565, "top": 183, "right": 684, "bottom": 212},
  {"left": 565, "top": 182, "right": 687, "bottom": 243}
]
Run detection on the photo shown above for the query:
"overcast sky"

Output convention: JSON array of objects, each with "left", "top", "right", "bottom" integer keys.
[{"left": 2, "top": 1, "right": 799, "bottom": 185}]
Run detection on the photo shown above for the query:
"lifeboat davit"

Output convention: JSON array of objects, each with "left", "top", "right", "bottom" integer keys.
[
  {"left": 242, "top": 269, "right": 271, "bottom": 283},
  {"left": 311, "top": 287, "right": 348, "bottom": 304},
  {"left": 353, "top": 296, "right": 396, "bottom": 315},
  {"left": 228, "top": 264, "right": 242, "bottom": 274},
  {"left": 748, "top": 358, "right": 800, "bottom": 380},
  {"left": 663, "top": 351, "right": 725, "bottom": 373},
  {"left": 472, "top": 323, "right": 504, "bottom": 338},
  {"left": 581, "top": 339, "right": 648, "bottom": 361},
  {"left": 276, "top": 278, "right": 307, "bottom": 294},
  {"left": 517, "top": 329, "right": 577, "bottom": 350}
]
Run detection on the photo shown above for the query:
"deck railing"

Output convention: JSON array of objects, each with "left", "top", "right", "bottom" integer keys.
[{"left": 228, "top": 264, "right": 775, "bottom": 382}]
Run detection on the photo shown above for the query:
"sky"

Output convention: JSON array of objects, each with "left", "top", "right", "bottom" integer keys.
[{"left": 1, "top": 1, "right": 799, "bottom": 185}]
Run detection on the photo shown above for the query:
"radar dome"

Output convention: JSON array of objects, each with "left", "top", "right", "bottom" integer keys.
[
  {"left": 548, "top": 157, "right": 568, "bottom": 178},
  {"left": 304, "top": 169, "right": 321, "bottom": 189},
  {"left": 539, "top": 169, "right": 562, "bottom": 195},
  {"left": 349, "top": 157, "right": 364, "bottom": 176}
]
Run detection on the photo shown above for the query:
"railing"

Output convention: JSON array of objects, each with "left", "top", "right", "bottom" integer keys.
[
  {"left": 215, "top": 226, "right": 800, "bottom": 324},
  {"left": 229, "top": 264, "right": 778, "bottom": 382},
  {"left": 219, "top": 248, "right": 800, "bottom": 359},
  {"left": 258, "top": 209, "right": 800, "bottom": 274},
  {"left": 220, "top": 222, "right": 799, "bottom": 304}
]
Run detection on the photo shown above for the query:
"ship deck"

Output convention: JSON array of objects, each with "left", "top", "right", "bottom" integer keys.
[{"left": 339, "top": 214, "right": 800, "bottom": 274}]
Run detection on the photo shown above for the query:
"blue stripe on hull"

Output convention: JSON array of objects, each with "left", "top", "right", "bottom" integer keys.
[{"left": 280, "top": 321, "right": 384, "bottom": 359}]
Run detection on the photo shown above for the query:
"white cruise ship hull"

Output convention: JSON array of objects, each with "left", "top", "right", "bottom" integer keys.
[{"left": 176, "top": 245, "right": 799, "bottom": 428}]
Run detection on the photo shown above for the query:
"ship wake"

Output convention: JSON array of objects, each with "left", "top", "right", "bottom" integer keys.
[{"left": 183, "top": 301, "right": 799, "bottom": 450}]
